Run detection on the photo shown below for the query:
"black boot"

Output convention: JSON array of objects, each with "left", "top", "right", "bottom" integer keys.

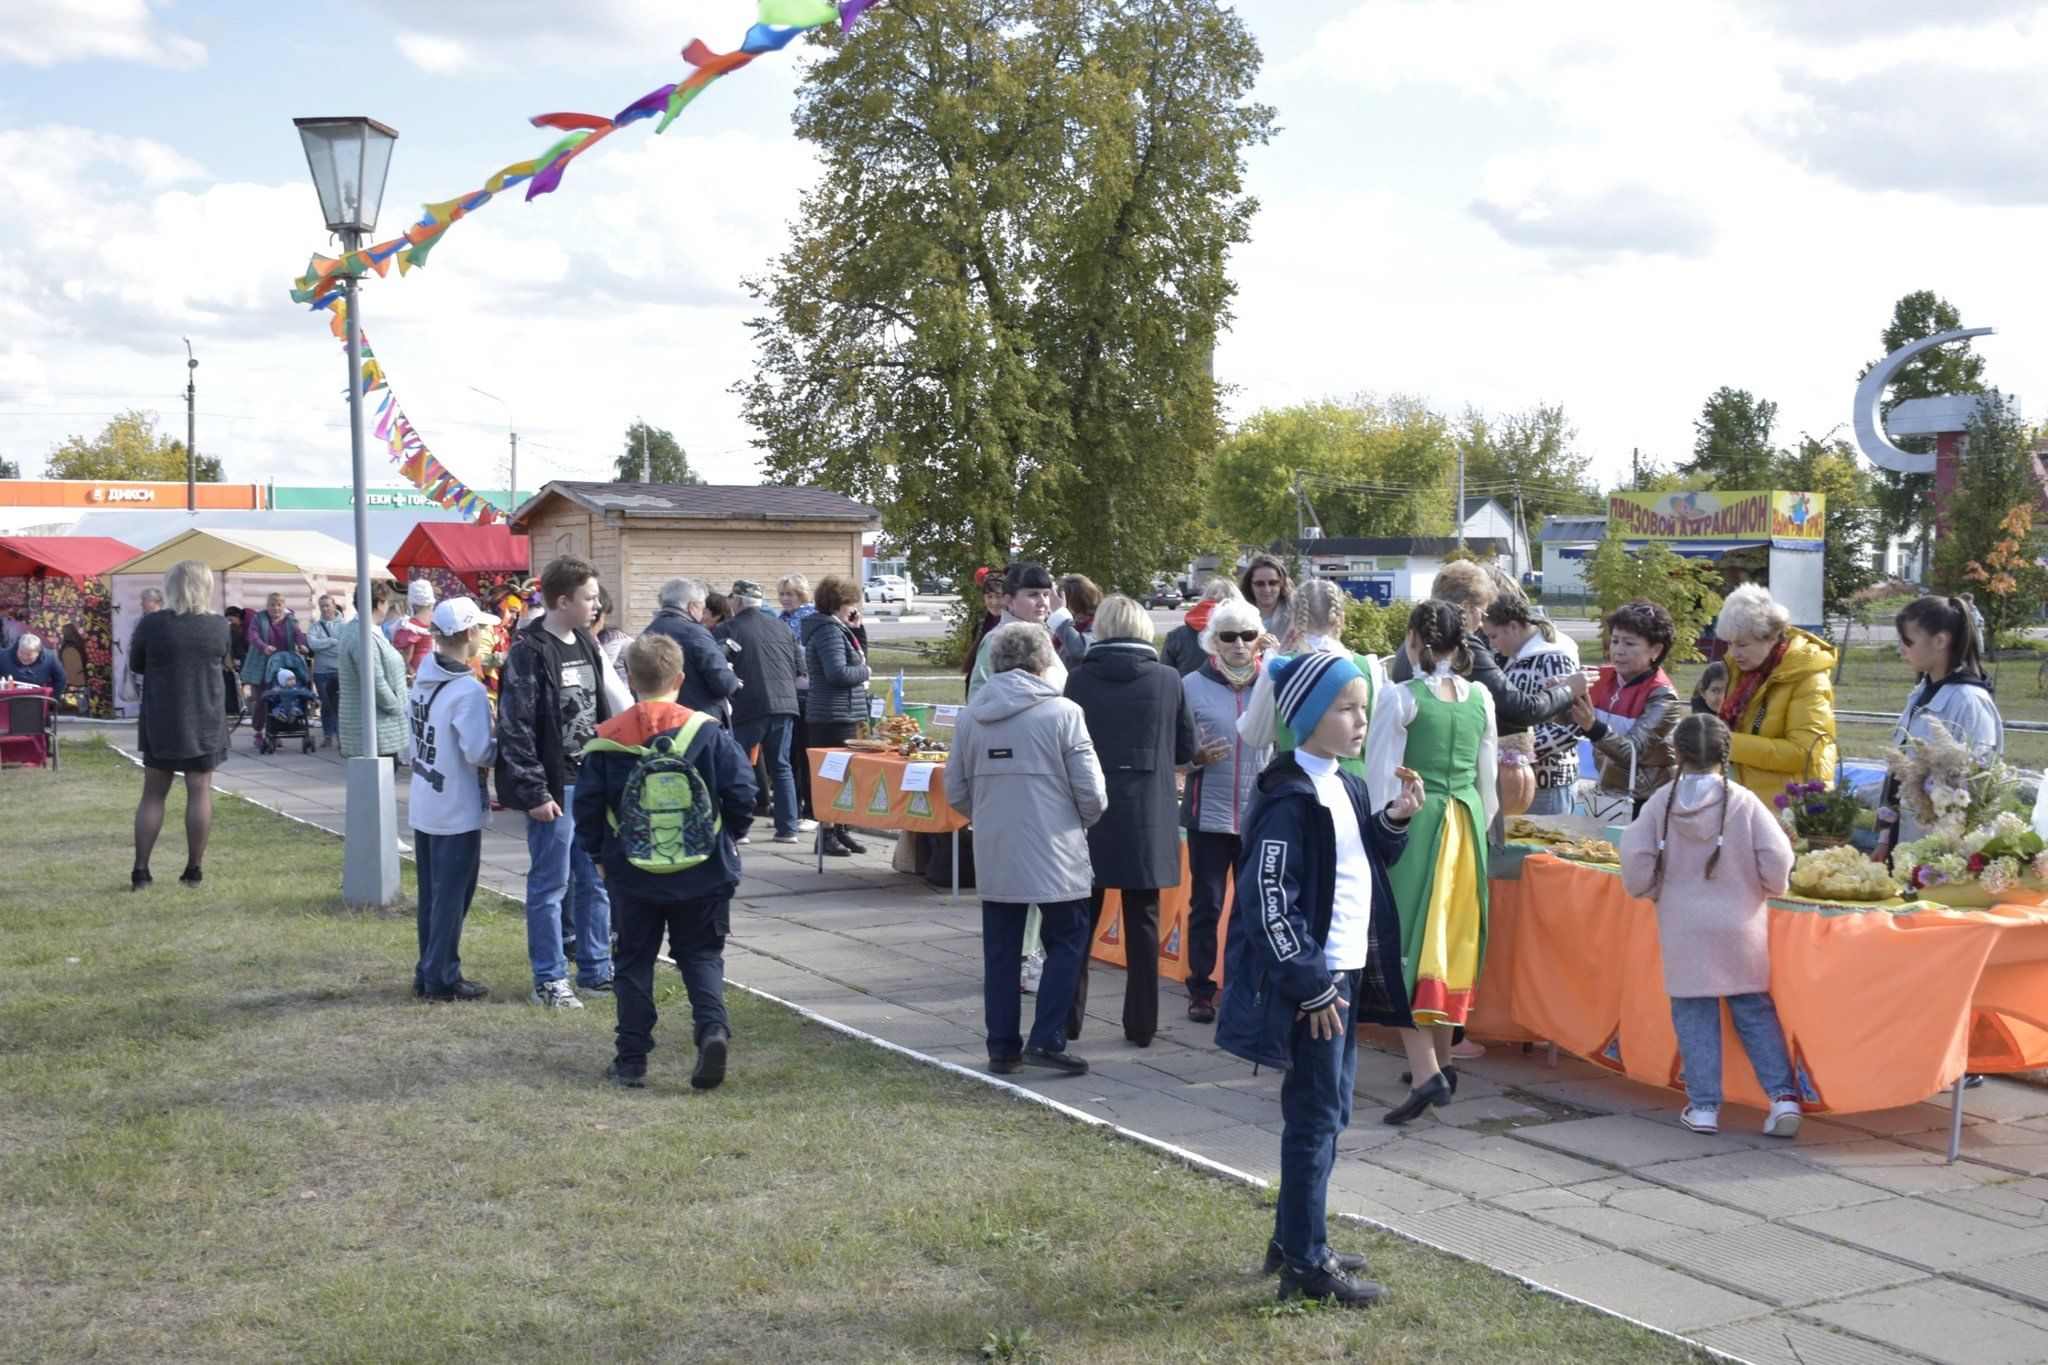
[
  {"left": 1277, "top": 1254, "right": 1389, "bottom": 1307},
  {"left": 834, "top": 827, "right": 868, "bottom": 855},
  {"left": 816, "top": 828, "right": 850, "bottom": 858},
  {"left": 692, "top": 1027, "right": 731, "bottom": 1091}
]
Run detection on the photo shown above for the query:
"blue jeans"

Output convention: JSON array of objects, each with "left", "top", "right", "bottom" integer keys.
[
  {"left": 315, "top": 672, "right": 340, "bottom": 739},
  {"left": 732, "top": 714, "right": 798, "bottom": 836},
  {"left": 612, "top": 893, "right": 729, "bottom": 1063},
  {"left": 1670, "top": 992, "right": 1797, "bottom": 1110},
  {"left": 982, "top": 898, "right": 1090, "bottom": 1059},
  {"left": 524, "top": 785, "right": 612, "bottom": 988},
  {"left": 1276, "top": 968, "right": 1361, "bottom": 1275},
  {"left": 413, "top": 829, "right": 481, "bottom": 994},
  {"left": 1526, "top": 782, "right": 1575, "bottom": 816}
]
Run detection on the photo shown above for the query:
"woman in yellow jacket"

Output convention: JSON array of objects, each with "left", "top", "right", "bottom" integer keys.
[{"left": 1712, "top": 583, "right": 1838, "bottom": 803}]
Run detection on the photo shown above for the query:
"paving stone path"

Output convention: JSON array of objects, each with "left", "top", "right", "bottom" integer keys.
[{"left": 92, "top": 725, "right": 2048, "bottom": 1365}]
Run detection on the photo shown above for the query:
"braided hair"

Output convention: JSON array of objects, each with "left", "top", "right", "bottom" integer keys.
[
  {"left": 1648, "top": 713, "right": 1734, "bottom": 901},
  {"left": 1407, "top": 598, "right": 1474, "bottom": 676}
]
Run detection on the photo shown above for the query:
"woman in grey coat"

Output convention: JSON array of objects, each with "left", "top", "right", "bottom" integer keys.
[
  {"left": 1064, "top": 595, "right": 1197, "bottom": 1047},
  {"left": 129, "top": 559, "right": 232, "bottom": 890},
  {"left": 946, "top": 623, "right": 1107, "bottom": 1077}
]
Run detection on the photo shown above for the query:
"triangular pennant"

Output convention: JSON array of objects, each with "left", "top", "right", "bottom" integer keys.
[
  {"left": 865, "top": 772, "right": 891, "bottom": 815},
  {"left": 830, "top": 782, "right": 856, "bottom": 812},
  {"left": 905, "top": 790, "right": 933, "bottom": 819}
]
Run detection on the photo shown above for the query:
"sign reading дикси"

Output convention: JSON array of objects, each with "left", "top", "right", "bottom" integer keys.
[
  {"left": 267, "top": 486, "right": 516, "bottom": 511},
  {"left": 1606, "top": 489, "right": 1826, "bottom": 543}
]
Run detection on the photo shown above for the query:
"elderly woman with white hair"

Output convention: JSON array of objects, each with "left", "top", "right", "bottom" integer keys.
[
  {"left": 1065, "top": 594, "right": 1197, "bottom": 1047},
  {"left": 1162, "top": 576, "right": 1242, "bottom": 676},
  {"left": 3, "top": 631, "right": 67, "bottom": 692},
  {"left": 1713, "top": 582, "right": 1838, "bottom": 802},
  {"left": 1178, "top": 595, "right": 1272, "bottom": 1022},
  {"left": 1237, "top": 578, "right": 1385, "bottom": 780}
]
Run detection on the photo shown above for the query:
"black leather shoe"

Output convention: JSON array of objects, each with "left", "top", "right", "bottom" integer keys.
[
  {"left": 604, "top": 1060, "right": 646, "bottom": 1089},
  {"left": 1399, "top": 1064, "right": 1458, "bottom": 1095},
  {"left": 989, "top": 1055, "right": 1022, "bottom": 1075},
  {"left": 424, "top": 979, "right": 489, "bottom": 1002},
  {"left": 1383, "top": 1071, "right": 1452, "bottom": 1125},
  {"left": 834, "top": 828, "right": 868, "bottom": 855},
  {"left": 816, "top": 832, "right": 851, "bottom": 858},
  {"left": 1277, "top": 1254, "right": 1389, "bottom": 1308},
  {"left": 1265, "top": 1241, "right": 1370, "bottom": 1276},
  {"left": 130, "top": 868, "right": 152, "bottom": 891},
  {"left": 692, "top": 1028, "right": 730, "bottom": 1090},
  {"left": 1021, "top": 1047, "right": 1089, "bottom": 1076},
  {"left": 178, "top": 865, "right": 203, "bottom": 885}
]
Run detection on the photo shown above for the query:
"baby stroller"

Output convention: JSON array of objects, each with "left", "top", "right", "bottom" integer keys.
[{"left": 256, "top": 649, "right": 319, "bottom": 755}]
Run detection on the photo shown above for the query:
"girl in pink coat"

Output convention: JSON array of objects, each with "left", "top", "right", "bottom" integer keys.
[{"left": 1621, "top": 714, "right": 1803, "bottom": 1138}]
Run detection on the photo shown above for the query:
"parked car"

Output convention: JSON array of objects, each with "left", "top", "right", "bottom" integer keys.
[
  {"left": 1141, "top": 581, "right": 1184, "bottom": 609},
  {"left": 915, "top": 574, "right": 953, "bottom": 595},
  {"left": 863, "top": 574, "right": 912, "bottom": 604}
]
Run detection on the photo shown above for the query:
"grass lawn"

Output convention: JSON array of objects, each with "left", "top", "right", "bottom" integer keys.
[{"left": 1, "top": 743, "right": 1696, "bottom": 1363}]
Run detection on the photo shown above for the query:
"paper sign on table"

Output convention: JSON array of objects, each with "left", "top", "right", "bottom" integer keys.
[
  {"left": 933, "top": 705, "right": 960, "bottom": 726},
  {"left": 901, "top": 762, "right": 936, "bottom": 793},
  {"left": 869, "top": 697, "right": 886, "bottom": 718},
  {"left": 818, "top": 750, "right": 853, "bottom": 781}
]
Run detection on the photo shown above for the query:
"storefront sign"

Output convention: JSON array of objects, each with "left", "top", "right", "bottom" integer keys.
[
  {"left": 0, "top": 480, "right": 261, "bottom": 509},
  {"left": 1607, "top": 489, "right": 1825, "bottom": 542},
  {"left": 268, "top": 486, "right": 514, "bottom": 511}
]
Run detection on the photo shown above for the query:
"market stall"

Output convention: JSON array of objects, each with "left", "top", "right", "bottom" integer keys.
[
  {"left": 808, "top": 747, "right": 969, "bottom": 901},
  {"left": 385, "top": 522, "right": 529, "bottom": 604},
  {"left": 0, "top": 536, "right": 138, "bottom": 718},
  {"left": 107, "top": 530, "right": 389, "bottom": 719}
]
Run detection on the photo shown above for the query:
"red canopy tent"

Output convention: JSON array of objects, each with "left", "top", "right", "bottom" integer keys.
[
  {"left": 0, "top": 536, "right": 140, "bottom": 717},
  {"left": 386, "top": 523, "right": 530, "bottom": 605}
]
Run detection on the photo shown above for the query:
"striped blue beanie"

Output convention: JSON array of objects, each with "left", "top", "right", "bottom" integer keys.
[{"left": 1272, "top": 651, "right": 1363, "bottom": 740}]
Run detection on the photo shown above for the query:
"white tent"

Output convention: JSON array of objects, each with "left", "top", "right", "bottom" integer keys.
[{"left": 107, "top": 530, "right": 391, "bottom": 717}]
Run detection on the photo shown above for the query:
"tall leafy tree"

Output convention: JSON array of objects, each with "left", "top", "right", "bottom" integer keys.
[
  {"left": 45, "top": 410, "right": 222, "bottom": 481},
  {"left": 615, "top": 421, "right": 701, "bottom": 484},
  {"left": 1209, "top": 396, "right": 1456, "bottom": 548},
  {"left": 1932, "top": 392, "right": 2048, "bottom": 635},
  {"left": 1860, "top": 290, "right": 1988, "bottom": 556},
  {"left": 0, "top": 456, "right": 18, "bottom": 478},
  {"left": 1681, "top": 387, "right": 1778, "bottom": 488},
  {"left": 740, "top": 0, "right": 1273, "bottom": 590},
  {"left": 1456, "top": 403, "right": 1603, "bottom": 536}
]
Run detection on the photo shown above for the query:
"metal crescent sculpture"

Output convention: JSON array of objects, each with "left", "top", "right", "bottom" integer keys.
[{"left": 1853, "top": 326, "right": 1995, "bottom": 474}]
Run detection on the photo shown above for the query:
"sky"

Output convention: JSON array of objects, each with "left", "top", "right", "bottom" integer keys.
[{"left": 2, "top": 0, "right": 2045, "bottom": 503}]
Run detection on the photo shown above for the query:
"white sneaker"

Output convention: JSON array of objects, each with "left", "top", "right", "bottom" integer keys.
[
  {"left": 1020, "top": 951, "right": 1045, "bottom": 994},
  {"left": 1679, "top": 1104, "right": 1719, "bottom": 1133},
  {"left": 530, "top": 979, "right": 584, "bottom": 1010},
  {"left": 735, "top": 834, "right": 750, "bottom": 845},
  {"left": 1764, "top": 1098, "right": 1804, "bottom": 1138},
  {"left": 798, "top": 818, "right": 818, "bottom": 832},
  {"left": 396, "top": 838, "right": 413, "bottom": 855}
]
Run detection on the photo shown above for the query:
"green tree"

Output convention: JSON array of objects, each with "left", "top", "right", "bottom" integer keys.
[
  {"left": 1775, "top": 432, "right": 1881, "bottom": 624},
  {"left": 45, "top": 410, "right": 222, "bottom": 481},
  {"left": 616, "top": 421, "right": 701, "bottom": 484},
  {"left": 1209, "top": 396, "right": 1455, "bottom": 548},
  {"left": 1933, "top": 392, "right": 2047, "bottom": 635},
  {"left": 0, "top": 456, "right": 18, "bottom": 478},
  {"left": 1583, "top": 534, "right": 1724, "bottom": 664},
  {"left": 1963, "top": 504, "right": 2048, "bottom": 666},
  {"left": 1455, "top": 403, "right": 1603, "bottom": 537},
  {"left": 1681, "top": 387, "right": 1778, "bottom": 488},
  {"left": 1861, "top": 290, "right": 1988, "bottom": 557},
  {"left": 739, "top": 0, "right": 1273, "bottom": 591}
]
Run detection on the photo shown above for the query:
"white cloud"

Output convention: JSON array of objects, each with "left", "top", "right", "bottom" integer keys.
[
  {"left": 0, "top": 0, "right": 205, "bottom": 68},
  {"left": 393, "top": 33, "right": 475, "bottom": 75},
  {"left": 372, "top": 0, "right": 775, "bottom": 73}
]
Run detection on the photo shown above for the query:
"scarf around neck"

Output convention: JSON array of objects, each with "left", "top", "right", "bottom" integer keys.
[
  {"left": 1719, "top": 638, "right": 1788, "bottom": 730},
  {"left": 1213, "top": 652, "right": 1259, "bottom": 688}
]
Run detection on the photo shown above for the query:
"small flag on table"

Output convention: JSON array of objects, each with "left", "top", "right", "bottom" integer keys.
[{"left": 892, "top": 670, "right": 905, "bottom": 716}]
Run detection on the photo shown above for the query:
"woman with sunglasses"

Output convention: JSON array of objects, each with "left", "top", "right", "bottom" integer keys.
[
  {"left": 1178, "top": 596, "right": 1271, "bottom": 1025},
  {"left": 1237, "top": 579, "right": 1384, "bottom": 779}
]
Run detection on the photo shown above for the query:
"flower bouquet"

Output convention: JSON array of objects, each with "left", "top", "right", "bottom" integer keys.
[
  {"left": 1885, "top": 718, "right": 2048, "bottom": 908},
  {"left": 1773, "top": 778, "right": 1861, "bottom": 848}
]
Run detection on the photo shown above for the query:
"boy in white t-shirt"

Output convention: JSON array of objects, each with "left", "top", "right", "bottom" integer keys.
[{"left": 408, "top": 597, "right": 498, "bottom": 1002}]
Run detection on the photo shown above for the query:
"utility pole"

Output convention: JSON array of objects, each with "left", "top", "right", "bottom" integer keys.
[
  {"left": 182, "top": 338, "right": 197, "bottom": 512},
  {"left": 468, "top": 387, "right": 517, "bottom": 509},
  {"left": 1511, "top": 481, "right": 1525, "bottom": 580},
  {"left": 640, "top": 417, "right": 651, "bottom": 483},
  {"left": 1456, "top": 445, "right": 1467, "bottom": 549},
  {"left": 1631, "top": 446, "right": 1641, "bottom": 488},
  {"left": 509, "top": 429, "right": 518, "bottom": 509}
]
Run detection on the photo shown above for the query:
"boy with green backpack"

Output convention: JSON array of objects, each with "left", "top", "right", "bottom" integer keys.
[{"left": 575, "top": 633, "right": 759, "bottom": 1090}]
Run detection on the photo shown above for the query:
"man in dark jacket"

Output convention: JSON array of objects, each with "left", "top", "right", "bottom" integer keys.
[
  {"left": 715, "top": 580, "right": 804, "bottom": 843},
  {"left": 641, "top": 577, "right": 742, "bottom": 719},
  {"left": 576, "top": 633, "right": 757, "bottom": 1091},
  {"left": 1214, "top": 652, "right": 1422, "bottom": 1309},
  {"left": 496, "top": 556, "right": 615, "bottom": 1009}
]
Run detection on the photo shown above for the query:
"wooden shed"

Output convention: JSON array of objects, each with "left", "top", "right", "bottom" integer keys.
[{"left": 512, "top": 482, "right": 881, "bottom": 627}]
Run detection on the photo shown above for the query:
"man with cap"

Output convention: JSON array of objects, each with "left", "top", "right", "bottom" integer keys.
[
  {"left": 392, "top": 579, "right": 438, "bottom": 681},
  {"left": 714, "top": 579, "right": 805, "bottom": 843},
  {"left": 407, "top": 596, "right": 498, "bottom": 1001},
  {"left": 1213, "top": 651, "right": 1426, "bottom": 1308}
]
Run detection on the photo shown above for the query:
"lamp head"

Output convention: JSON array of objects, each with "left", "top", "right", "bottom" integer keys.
[{"left": 292, "top": 117, "right": 398, "bottom": 236}]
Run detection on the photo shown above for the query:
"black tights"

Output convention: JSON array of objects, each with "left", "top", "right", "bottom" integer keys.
[{"left": 135, "top": 769, "right": 214, "bottom": 873}]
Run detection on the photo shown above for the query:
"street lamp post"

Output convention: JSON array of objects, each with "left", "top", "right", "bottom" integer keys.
[
  {"left": 468, "top": 386, "right": 518, "bottom": 511},
  {"left": 294, "top": 115, "right": 400, "bottom": 910},
  {"left": 182, "top": 338, "right": 197, "bottom": 513}
]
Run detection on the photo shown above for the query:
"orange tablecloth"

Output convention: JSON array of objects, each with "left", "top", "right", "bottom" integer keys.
[
  {"left": 1505, "top": 853, "right": 2048, "bottom": 1114},
  {"left": 808, "top": 749, "right": 968, "bottom": 835},
  {"left": 1091, "top": 843, "right": 1233, "bottom": 987}
]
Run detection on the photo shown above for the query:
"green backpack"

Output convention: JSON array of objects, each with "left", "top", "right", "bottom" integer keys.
[{"left": 586, "top": 714, "right": 722, "bottom": 873}]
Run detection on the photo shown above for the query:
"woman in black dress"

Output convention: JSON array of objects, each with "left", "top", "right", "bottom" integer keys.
[{"left": 129, "top": 560, "right": 232, "bottom": 889}]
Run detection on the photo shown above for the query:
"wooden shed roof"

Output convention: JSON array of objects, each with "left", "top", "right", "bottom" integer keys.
[{"left": 512, "top": 481, "right": 879, "bottom": 528}]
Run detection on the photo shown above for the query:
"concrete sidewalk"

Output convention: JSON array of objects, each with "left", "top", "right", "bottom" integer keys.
[{"left": 95, "top": 725, "right": 2048, "bottom": 1365}]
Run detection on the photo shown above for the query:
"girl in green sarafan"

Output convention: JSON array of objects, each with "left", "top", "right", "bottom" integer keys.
[{"left": 1365, "top": 598, "right": 1499, "bottom": 1124}]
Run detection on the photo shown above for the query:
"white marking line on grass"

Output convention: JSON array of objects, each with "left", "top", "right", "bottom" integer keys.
[
  {"left": 725, "top": 976, "right": 1747, "bottom": 1363},
  {"left": 90, "top": 736, "right": 1738, "bottom": 1360}
]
